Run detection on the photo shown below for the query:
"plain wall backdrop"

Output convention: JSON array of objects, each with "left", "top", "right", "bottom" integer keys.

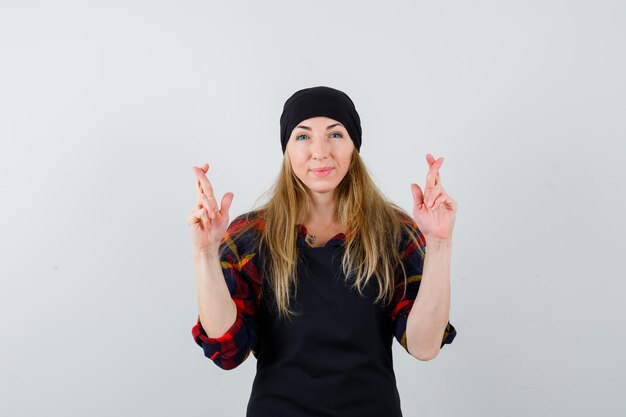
[{"left": 1, "top": 0, "right": 624, "bottom": 416}]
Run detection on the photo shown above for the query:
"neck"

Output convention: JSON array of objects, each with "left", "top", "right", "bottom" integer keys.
[{"left": 304, "top": 192, "right": 337, "bottom": 226}]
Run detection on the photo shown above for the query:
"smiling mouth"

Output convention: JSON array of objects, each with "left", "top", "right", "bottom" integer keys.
[{"left": 311, "top": 168, "right": 334, "bottom": 177}]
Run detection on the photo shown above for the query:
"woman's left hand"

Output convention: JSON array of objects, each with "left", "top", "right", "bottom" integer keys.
[{"left": 410, "top": 153, "right": 458, "bottom": 244}]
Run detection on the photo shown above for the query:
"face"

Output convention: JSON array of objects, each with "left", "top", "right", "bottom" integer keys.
[{"left": 286, "top": 116, "right": 355, "bottom": 197}]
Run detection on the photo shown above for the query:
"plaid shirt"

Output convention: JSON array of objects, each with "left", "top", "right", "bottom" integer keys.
[{"left": 192, "top": 212, "right": 457, "bottom": 370}]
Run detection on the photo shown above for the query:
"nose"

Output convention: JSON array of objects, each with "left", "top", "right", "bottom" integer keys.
[{"left": 310, "top": 135, "right": 330, "bottom": 159}]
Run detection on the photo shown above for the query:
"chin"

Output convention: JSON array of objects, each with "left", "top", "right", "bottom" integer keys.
[{"left": 305, "top": 184, "right": 338, "bottom": 193}]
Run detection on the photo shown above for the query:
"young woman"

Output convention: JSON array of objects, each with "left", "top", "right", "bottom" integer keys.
[{"left": 187, "top": 86, "right": 458, "bottom": 417}]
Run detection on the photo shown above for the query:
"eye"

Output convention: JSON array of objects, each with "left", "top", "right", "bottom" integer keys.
[{"left": 295, "top": 132, "right": 343, "bottom": 141}]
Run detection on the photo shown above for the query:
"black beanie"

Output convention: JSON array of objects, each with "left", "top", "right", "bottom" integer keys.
[{"left": 279, "top": 86, "right": 362, "bottom": 154}]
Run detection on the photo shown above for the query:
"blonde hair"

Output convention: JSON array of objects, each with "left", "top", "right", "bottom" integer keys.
[{"left": 232, "top": 149, "right": 425, "bottom": 321}]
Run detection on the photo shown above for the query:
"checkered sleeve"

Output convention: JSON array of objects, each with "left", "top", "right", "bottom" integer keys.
[
  {"left": 191, "top": 216, "right": 262, "bottom": 370},
  {"left": 389, "top": 220, "right": 457, "bottom": 355}
]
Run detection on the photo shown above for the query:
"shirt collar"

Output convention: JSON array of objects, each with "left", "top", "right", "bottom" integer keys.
[{"left": 296, "top": 223, "right": 346, "bottom": 248}]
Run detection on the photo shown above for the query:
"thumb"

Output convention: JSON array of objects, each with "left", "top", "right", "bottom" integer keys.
[
  {"left": 220, "top": 192, "right": 234, "bottom": 216},
  {"left": 411, "top": 183, "right": 424, "bottom": 205}
]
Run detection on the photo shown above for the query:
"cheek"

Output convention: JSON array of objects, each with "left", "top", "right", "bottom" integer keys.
[
  {"left": 341, "top": 151, "right": 353, "bottom": 165},
  {"left": 293, "top": 155, "right": 306, "bottom": 167},
  {"left": 291, "top": 158, "right": 307, "bottom": 174}
]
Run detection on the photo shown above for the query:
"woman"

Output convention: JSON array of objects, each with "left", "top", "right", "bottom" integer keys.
[{"left": 188, "top": 86, "right": 458, "bottom": 417}]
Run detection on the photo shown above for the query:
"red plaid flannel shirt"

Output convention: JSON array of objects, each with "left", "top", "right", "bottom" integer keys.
[{"left": 192, "top": 211, "right": 457, "bottom": 370}]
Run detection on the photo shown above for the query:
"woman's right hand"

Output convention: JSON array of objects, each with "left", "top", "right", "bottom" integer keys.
[{"left": 186, "top": 163, "right": 234, "bottom": 255}]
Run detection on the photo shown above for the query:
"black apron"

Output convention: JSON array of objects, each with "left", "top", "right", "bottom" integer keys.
[{"left": 247, "top": 243, "right": 404, "bottom": 417}]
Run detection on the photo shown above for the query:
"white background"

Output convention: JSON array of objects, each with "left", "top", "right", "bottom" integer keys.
[{"left": 1, "top": 1, "right": 624, "bottom": 416}]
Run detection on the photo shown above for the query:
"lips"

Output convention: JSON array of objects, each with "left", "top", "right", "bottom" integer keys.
[
  {"left": 311, "top": 167, "right": 334, "bottom": 177},
  {"left": 311, "top": 167, "right": 333, "bottom": 172}
]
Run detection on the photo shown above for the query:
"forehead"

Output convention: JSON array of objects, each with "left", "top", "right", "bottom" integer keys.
[
  {"left": 292, "top": 116, "right": 345, "bottom": 132},
  {"left": 296, "top": 116, "right": 342, "bottom": 127}
]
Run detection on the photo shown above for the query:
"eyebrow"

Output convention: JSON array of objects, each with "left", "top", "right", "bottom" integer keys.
[{"left": 295, "top": 123, "right": 344, "bottom": 131}]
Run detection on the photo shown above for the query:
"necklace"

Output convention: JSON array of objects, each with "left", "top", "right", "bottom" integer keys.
[{"left": 304, "top": 219, "right": 338, "bottom": 246}]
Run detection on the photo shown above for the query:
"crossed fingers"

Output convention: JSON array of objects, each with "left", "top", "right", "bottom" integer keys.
[
  {"left": 194, "top": 164, "right": 220, "bottom": 219},
  {"left": 423, "top": 154, "right": 444, "bottom": 208}
]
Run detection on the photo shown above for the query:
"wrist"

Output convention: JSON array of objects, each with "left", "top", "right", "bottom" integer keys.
[
  {"left": 193, "top": 248, "right": 220, "bottom": 261},
  {"left": 424, "top": 236, "right": 452, "bottom": 250}
]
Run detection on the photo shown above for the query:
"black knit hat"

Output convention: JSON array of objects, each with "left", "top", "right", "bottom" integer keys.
[{"left": 279, "top": 86, "right": 362, "bottom": 154}]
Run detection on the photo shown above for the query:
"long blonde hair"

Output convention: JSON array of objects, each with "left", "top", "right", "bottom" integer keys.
[{"left": 230, "top": 149, "right": 425, "bottom": 321}]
